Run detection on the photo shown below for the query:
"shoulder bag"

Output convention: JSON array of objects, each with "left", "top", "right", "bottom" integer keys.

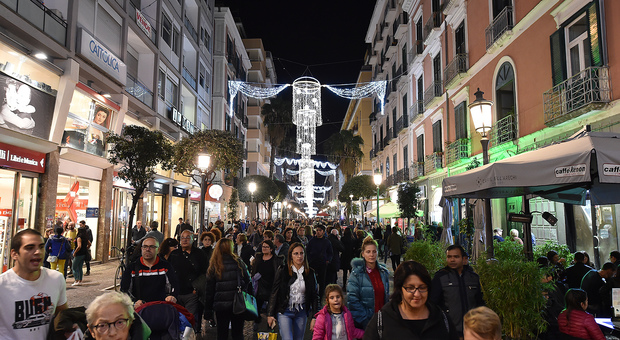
[
  {"left": 232, "top": 264, "right": 258, "bottom": 320},
  {"left": 47, "top": 238, "right": 64, "bottom": 263}
]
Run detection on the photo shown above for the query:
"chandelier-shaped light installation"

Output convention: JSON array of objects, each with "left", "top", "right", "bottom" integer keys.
[
  {"left": 228, "top": 81, "right": 290, "bottom": 117},
  {"left": 324, "top": 80, "right": 387, "bottom": 115}
]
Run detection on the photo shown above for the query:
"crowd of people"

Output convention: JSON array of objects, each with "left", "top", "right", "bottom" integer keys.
[{"left": 5, "top": 217, "right": 620, "bottom": 340}]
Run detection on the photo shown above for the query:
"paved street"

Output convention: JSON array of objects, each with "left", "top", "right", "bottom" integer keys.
[{"left": 65, "top": 257, "right": 397, "bottom": 339}]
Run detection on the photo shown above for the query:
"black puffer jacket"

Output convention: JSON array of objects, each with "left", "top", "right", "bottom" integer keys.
[
  {"left": 204, "top": 254, "right": 251, "bottom": 319},
  {"left": 268, "top": 265, "right": 319, "bottom": 317}
]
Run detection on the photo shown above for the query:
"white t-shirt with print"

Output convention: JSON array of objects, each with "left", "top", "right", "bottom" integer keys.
[{"left": 0, "top": 267, "right": 67, "bottom": 340}]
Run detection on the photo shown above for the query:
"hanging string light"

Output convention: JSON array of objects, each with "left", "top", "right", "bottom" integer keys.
[
  {"left": 274, "top": 157, "right": 338, "bottom": 169},
  {"left": 228, "top": 81, "right": 290, "bottom": 117},
  {"left": 324, "top": 80, "right": 387, "bottom": 115}
]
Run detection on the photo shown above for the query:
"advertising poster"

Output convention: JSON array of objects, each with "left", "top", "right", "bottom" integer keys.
[{"left": 0, "top": 72, "right": 56, "bottom": 139}]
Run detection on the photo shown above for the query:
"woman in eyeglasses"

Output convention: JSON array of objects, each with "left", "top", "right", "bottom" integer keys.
[
  {"left": 85, "top": 291, "right": 150, "bottom": 340},
  {"left": 362, "top": 261, "right": 458, "bottom": 340},
  {"left": 251, "top": 240, "right": 284, "bottom": 330}
]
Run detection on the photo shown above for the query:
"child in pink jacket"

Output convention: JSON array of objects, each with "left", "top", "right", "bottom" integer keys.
[{"left": 313, "top": 284, "right": 364, "bottom": 340}]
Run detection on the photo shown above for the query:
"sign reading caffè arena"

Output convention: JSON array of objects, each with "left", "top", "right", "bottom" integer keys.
[
  {"left": 77, "top": 28, "right": 127, "bottom": 84},
  {"left": 169, "top": 107, "right": 196, "bottom": 134}
]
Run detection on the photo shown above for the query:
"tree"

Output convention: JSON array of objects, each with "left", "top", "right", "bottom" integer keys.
[
  {"left": 227, "top": 188, "right": 239, "bottom": 221},
  {"left": 338, "top": 175, "right": 386, "bottom": 217},
  {"left": 238, "top": 175, "right": 279, "bottom": 220},
  {"left": 106, "top": 125, "right": 173, "bottom": 247},
  {"left": 397, "top": 181, "right": 420, "bottom": 227},
  {"left": 324, "top": 130, "right": 364, "bottom": 181},
  {"left": 272, "top": 179, "right": 289, "bottom": 218},
  {"left": 261, "top": 97, "right": 293, "bottom": 178}
]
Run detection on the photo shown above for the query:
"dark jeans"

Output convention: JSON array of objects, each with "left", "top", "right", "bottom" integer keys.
[
  {"left": 215, "top": 310, "right": 244, "bottom": 340},
  {"left": 326, "top": 264, "right": 339, "bottom": 286},
  {"left": 390, "top": 254, "right": 401, "bottom": 271},
  {"left": 178, "top": 293, "right": 202, "bottom": 332},
  {"left": 311, "top": 261, "right": 327, "bottom": 300}
]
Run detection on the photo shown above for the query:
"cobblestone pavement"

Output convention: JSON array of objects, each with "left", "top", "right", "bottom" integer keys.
[{"left": 65, "top": 256, "right": 396, "bottom": 339}]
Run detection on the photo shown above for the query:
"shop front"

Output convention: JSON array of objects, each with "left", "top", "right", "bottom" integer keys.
[
  {"left": 111, "top": 173, "right": 133, "bottom": 257},
  {"left": 144, "top": 181, "right": 169, "bottom": 236},
  {"left": 189, "top": 190, "right": 200, "bottom": 227},
  {"left": 171, "top": 186, "right": 188, "bottom": 228}
]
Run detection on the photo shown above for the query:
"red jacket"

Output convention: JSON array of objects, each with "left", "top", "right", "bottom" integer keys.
[
  {"left": 558, "top": 309, "right": 605, "bottom": 340},
  {"left": 312, "top": 305, "right": 364, "bottom": 340}
]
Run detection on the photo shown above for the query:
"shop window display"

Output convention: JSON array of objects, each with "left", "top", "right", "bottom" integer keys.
[{"left": 63, "top": 90, "right": 114, "bottom": 157}]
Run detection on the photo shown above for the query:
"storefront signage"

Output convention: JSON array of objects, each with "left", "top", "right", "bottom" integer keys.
[
  {"left": 0, "top": 142, "right": 45, "bottom": 173},
  {"left": 603, "top": 163, "right": 620, "bottom": 177},
  {"left": 209, "top": 184, "right": 223, "bottom": 200},
  {"left": 0, "top": 209, "right": 11, "bottom": 217},
  {"left": 77, "top": 29, "right": 127, "bottom": 84},
  {"left": 189, "top": 190, "right": 201, "bottom": 201},
  {"left": 172, "top": 187, "right": 188, "bottom": 198},
  {"left": 554, "top": 164, "right": 587, "bottom": 178},
  {"left": 85, "top": 208, "right": 100, "bottom": 218},
  {"left": 135, "top": 10, "right": 152, "bottom": 37},
  {"left": 169, "top": 107, "right": 196, "bottom": 134},
  {"left": 148, "top": 181, "right": 169, "bottom": 194}
]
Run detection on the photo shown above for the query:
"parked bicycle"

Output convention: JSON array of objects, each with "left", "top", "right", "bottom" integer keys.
[{"left": 111, "top": 246, "right": 126, "bottom": 291}]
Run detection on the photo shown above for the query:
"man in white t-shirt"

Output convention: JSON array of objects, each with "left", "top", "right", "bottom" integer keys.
[{"left": 0, "top": 229, "right": 68, "bottom": 339}]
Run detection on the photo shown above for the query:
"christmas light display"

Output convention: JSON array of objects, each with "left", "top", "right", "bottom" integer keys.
[
  {"left": 228, "top": 81, "right": 290, "bottom": 117},
  {"left": 324, "top": 80, "right": 387, "bottom": 115},
  {"left": 285, "top": 168, "right": 335, "bottom": 177}
]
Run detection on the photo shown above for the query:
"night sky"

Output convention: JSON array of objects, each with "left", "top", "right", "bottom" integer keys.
[{"left": 221, "top": 0, "right": 377, "bottom": 159}]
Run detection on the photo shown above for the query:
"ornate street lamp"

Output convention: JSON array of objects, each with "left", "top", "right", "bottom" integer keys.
[
  {"left": 468, "top": 88, "right": 494, "bottom": 259},
  {"left": 196, "top": 153, "right": 211, "bottom": 236},
  {"left": 373, "top": 173, "right": 382, "bottom": 225},
  {"left": 248, "top": 181, "right": 257, "bottom": 220}
]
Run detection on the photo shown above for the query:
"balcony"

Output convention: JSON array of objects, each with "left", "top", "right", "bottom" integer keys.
[
  {"left": 423, "top": 81, "right": 443, "bottom": 107},
  {"left": 443, "top": 0, "right": 459, "bottom": 14},
  {"left": 1, "top": 0, "right": 67, "bottom": 45},
  {"left": 370, "top": 148, "right": 375, "bottom": 159},
  {"left": 182, "top": 66, "right": 197, "bottom": 90},
  {"left": 395, "top": 115, "right": 408, "bottom": 135},
  {"left": 543, "top": 66, "right": 611, "bottom": 126},
  {"left": 408, "top": 41, "right": 424, "bottom": 67},
  {"left": 445, "top": 138, "right": 470, "bottom": 166},
  {"left": 369, "top": 111, "right": 377, "bottom": 123},
  {"left": 424, "top": 152, "right": 443, "bottom": 174},
  {"left": 393, "top": 12, "right": 409, "bottom": 38},
  {"left": 385, "top": 0, "right": 398, "bottom": 22},
  {"left": 373, "top": 32, "right": 385, "bottom": 51},
  {"left": 369, "top": 51, "right": 378, "bottom": 64},
  {"left": 444, "top": 53, "right": 468, "bottom": 88},
  {"left": 385, "top": 127, "right": 394, "bottom": 144},
  {"left": 485, "top": 6, "right": 513, "bottom": 50},
  {"left": 126, "top": 73, "right": 154, "bottom": 108},
  {"left": 376, "top": 141, "right": 384, "bottom": 153},
  {"left": 410, "top": 162, "right": 425, "bottom": 179},
  {"left": 385, "top": 174, "right": 395, "bottom": 187},
  {"left": 490, "top": 114, "right": 516, "bottom": 147},
  {"left": 409, "top": 100, "right": 425, "bottom": 123},
  {"left": 423, "top": 12, "right": 442, "bottom": 44},
  {"left": 184, "top": 16, "right": 198, "bottom": 43},
  {"left": 395, "top": 167, "right": 409, "bottom": 183},
  {"left": 387, "top": 38, "right": 399, "bottom": 57}
]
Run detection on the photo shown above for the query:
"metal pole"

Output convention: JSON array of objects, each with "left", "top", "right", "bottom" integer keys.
[
  {"left": 481, "top": 136, "right": 494, "bottom": 259},
  {"left": 376, "top": 185, "right": 380, "bottom": 226},
  {"left": 199, "top": 173, "right": 206, "bottom": 236}
]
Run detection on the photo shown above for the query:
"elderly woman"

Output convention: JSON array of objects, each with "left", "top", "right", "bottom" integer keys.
[
  {"left": 363, "top": 261, "right": 458, "bottom": 340},
  {"left": 85, "top": 291, "right": 150, "bottom": 340}
]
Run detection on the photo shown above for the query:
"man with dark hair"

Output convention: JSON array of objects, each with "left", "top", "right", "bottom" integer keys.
[
  {"left": 120, "top": 236, "right": 179, "bottom": 308},
  {"left": 234, "top": 233, "right": 254, "bottom": 267},
  {"left": 610, "top": 251, "right": 620, "bottom": 267},
  {"left": 140, "top": 220, "right": 165, "bottom": 244},
  {"left": 174, "top": 217, "right": 184, "bottom": 241},
  {"left": 273, "top": 233, "right": 289, "bottom": 258},
  {"left": 79, "top": 220, "right": 93, "bottom": 276},
  {"left": 326, "top": 228, "right": 344, "bottom": 285},
  {"left": 430, "top": 245, "right": 485, "bottom": 336},
  {"left": 131, "top": 220, "right": 146, "bottom": 243},
  {"left": 0, "top": 229, "right": 68, "bottom": 338},
  {"left": 564, "top": 252, "right": 592, "bottom": 289},
  {"left": 581, "top": 261, "right": 616, "bottom": 316},
  {"left": 306, "top": 224, "right": 333, "bottom": 299}
]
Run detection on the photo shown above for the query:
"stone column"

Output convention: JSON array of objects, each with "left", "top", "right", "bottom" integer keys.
[
  {"left": 97, "top": 167, "right": 113, "bottom": 263},
  {"left": 37, "top": 149, "right": 60, "bottom": 232}
]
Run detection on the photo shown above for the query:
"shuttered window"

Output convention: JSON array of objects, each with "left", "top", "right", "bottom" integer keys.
[
  {"left": 454, "top": 101, "right": 467, "bottom": 140},
  {"left": 432, "top": 120, "right": 442, "bottom": 153},
  {"left": 416, "top": 135, "right": 424, "bottom": 163}
]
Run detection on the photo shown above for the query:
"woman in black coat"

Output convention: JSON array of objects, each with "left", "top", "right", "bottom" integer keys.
[
  {"left": 340, "top": 227, "right": 355, "bottom": 290},
  {"left": 205, "top": 238, "right": 251, "bottom": 340},
  {"left": 252, "top": 240, "right": 284, "bottom": 318},
  {"left": 268, "top": 242, "right": 319, "bottom": 340}
]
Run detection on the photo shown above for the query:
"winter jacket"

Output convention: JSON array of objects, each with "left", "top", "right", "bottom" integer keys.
[
  {"left": 45, "top": 235, "right": 72, "bottom": 260},
  {"left": 327, "top": 234, "right": 345, "bottom": 270},
  {"left": 346, "top": 258, "right": 390, "bottom": 329},
  {"left": 387, "top": 233, "right": 404, "bottom": 256},
  {"left": 558, "top": 309, "right": 605, "bottom": 340},
  {"left": 312, "top": 305, "right": 364, "bottom": 340},
  {"left": 204, "top": 254, "right": 251, "bottom": 319},
  {"left": 167, "top": 246, "right": 208, "bottom": 295},
  {"left": 268, "top": 265, "right": 319, "bottom": 317},
  {"left": 251, "top": 253, "right": 284, "bottom": 300},
  {"left": 307, "top": 236, "right": 333, "bottom": 266},
  {"left": 235, "top": 242, "right": 255, "bottom": 267},
  {"left": 120, "top": 256, "right": 180, "bottom": 303},
  {"left": 430, "top": 265, "right": 484, "bottom": 333},
  {"left": 340, "top": 234, "right": 355, "bottom": 271},
  {"left": 565, "top": 262, "right": 593, "bottom": 289},
  {"left": 363, "top": 300, "right": 458, "bottom": 340}
]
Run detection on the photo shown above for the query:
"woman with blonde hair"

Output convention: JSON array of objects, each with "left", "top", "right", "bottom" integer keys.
[{"left": 205, "top": 238, "right": 251, "bottom": 340}]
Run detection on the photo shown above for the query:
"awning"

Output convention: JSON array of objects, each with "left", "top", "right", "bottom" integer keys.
[{"left": 365, "top": 201, "right": 402, "bottom": 218}]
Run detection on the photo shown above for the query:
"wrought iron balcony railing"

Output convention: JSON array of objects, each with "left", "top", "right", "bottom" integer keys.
[
  {"left": 424, "top": 152, "right": 443, "bottom": 174},
  {"left": 370, "top": 148, "right": 375, "bottom": 159},
  {"left": 409, "top": 100, "right": 425, "bottom": 123},
  {"left": 444, "top": 53, "right": 468, "bottom": 87},
  {"left": 395, "top": 167, "right": 409, "bottom": 184},
  {"left": 490, "top": 114, "right": 516, "bottom": 147},
  {"left": 445, "top": 138, "right": 470, "bottom": 165},
  {"left": 385, "top": 128, "right": 394, "bottom": 145},
  {"left": 423, "top": 12, "right": 442, "bottom": 43},
  {"left": 423, "top": 81, "right": 443, "bottom": 107},
  {"left": 543, "top": 66, "right": 611, "bottom": 126},
  {"left": 485, "top": 6, "right": 513, "bottom": 50},
  {"left": 410, "top": 162, "right": 425, "bottom": 179}
]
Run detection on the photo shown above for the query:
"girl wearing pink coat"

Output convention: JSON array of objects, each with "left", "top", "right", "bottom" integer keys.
[{"left": 312, "top": 284, "right": 364, "bottom": 340}]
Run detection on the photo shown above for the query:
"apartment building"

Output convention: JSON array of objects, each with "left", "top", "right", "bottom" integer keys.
[
  {"left": 366, "top": 0, "right": 619, "bottom": 265},
  {"left": 0, "top": 0, "right": 216, "bottom": 267}
]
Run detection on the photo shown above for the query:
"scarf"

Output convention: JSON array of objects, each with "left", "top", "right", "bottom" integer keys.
[{"left": 289, "top": 265, "right": 306, "bottom": 311}]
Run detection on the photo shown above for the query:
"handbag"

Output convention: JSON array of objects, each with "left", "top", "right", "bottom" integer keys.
[
  {"left": 232, "top": 265, "right": 258, "bottom": 320},
  {"left": 257, "top": 330, "right": 277, "bottom": 340},
  {"left": 47, "top": 238, "right": 64, "bottom": 263}
]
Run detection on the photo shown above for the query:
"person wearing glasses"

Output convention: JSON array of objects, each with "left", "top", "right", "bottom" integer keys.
[
  {"left": 85, "top": 291, "right": 150, "bottom": 340},
  {"left": 120, "top": 236, "right": 180, "bottom": 309},
  {"left": 363, "top": 261, "right": 458, "bottom": 340},
  {"left": 252, "top": 240, "right": 284, "bottom": 330},
  {"left": 430, "top": 245, "right": 484, "bottom": 337}
]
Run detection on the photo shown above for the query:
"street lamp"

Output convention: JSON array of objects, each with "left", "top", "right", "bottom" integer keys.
[
  {"left": 248, "top": 181, "right": 257, "bottom": 220},
  {"left": 197, "top": 153, "right": 211, "bottom": 236},
  {"left": 469, "top": 88, "right": 494, "bottom": 259},
  {"left": 373, "top": 173, "right": 382, "bottom": 225}
]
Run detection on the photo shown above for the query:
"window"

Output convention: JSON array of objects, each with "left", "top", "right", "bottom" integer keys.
[
  {"left": 172, "top": 27, "right": 180, "bottom": 55},
  {"left": 379, "top": 125, "right": 384, "bottom": 146},
  {"left": 63, "top": 90, "right": 115, "bottom": 157},
  {"left": 433, "top": 54, "right": 442, "bottom": 84},
  {"left": 225, "top": 114, "right": 231, "bottom": 131},
  {"left": 199, "top": 64, "right": 205, "bottom": 88},
  {"left": 566, "top": 14, "right": 590, "bottom": 77},
  {"left": 386, "top": 157, "right": 390, "bottom": 176},
  {"left": 402, "top": 93, "right": 407, "bottom": 118},
  {"left": 417, "top": 76, "right": 423, "bottom": 101},
  {"left": 393, "top": 154, "right": 398, "bottom": 172},
  {"left": 200, "top": 27, "right": 211, "bottom": 50},
  {"left": 158, "top": 69, "right": 165, "bottom": 98},
  {"left": 165, "top": 77, "right": 178, "bottom": 107},
  {"left": 495, "top": 62, "right": 515, "bottom": 121},
  {"left": 455, "top": 22, "right": 466, "bottom": 54},
  {"left": 401, "top": 45, "right": 407, "bottom": 66},
  {"left": 415, "top": 19, "right": 423, "bottom": 53},
  {"left": 454, "top": 101, "right": 468, "bottom": 140},
  {"left": 432, "top": 120, "right": 442, "bottom": 153},
  {"left": 162, "top": 14, "right": 172, "bottom": 46},
  {"left": 416, "top": 134, "right": 424, "bottom": 162},
  {"left": 403, "top": 145, "right": 409, "bottom": 167}
]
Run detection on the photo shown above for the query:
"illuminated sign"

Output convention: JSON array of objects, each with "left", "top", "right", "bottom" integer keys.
[{"left": 78, "top": 29, "right": 127, "bottom": 84}]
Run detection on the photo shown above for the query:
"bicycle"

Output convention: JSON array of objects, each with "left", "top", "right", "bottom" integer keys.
[{"left": 111, "top": 246, "right": 126, "bottom": 291}]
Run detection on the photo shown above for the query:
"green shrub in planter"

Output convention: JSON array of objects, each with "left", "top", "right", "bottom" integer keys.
[
  {"left": 476, "top": 253, "right": 550, "bottom": 338},
  {"left": 534, "top": 240, "right": 574, "bottom": 264},
  {"left": 403, "top": 239, "right": 446, "bottom": 275},
  {"left": 494, "top": 240, "right": 526, "bottom": 262}
]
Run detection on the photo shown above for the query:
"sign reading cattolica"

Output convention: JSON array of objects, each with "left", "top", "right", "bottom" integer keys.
[
  {"left": 554, "top": 164, "right": 587, "bottom": 178},
  {"left": 77, "top": 29, "right": 127, "bottom": 84},
  {"left": 0, "top": 142, "right": 46, "bottom": 173}
]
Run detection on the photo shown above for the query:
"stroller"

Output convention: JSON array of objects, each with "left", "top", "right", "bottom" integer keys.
[{"left": 136, "top": 301, "right": 196, "bottom": 340}]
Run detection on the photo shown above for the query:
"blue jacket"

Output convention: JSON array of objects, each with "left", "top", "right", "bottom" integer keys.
[
  {"left": 346, "top": 258, "right": 389, "bottom": 329},
  {"left": 45, "top": 235, "right": 72, "bottom": 260}
]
